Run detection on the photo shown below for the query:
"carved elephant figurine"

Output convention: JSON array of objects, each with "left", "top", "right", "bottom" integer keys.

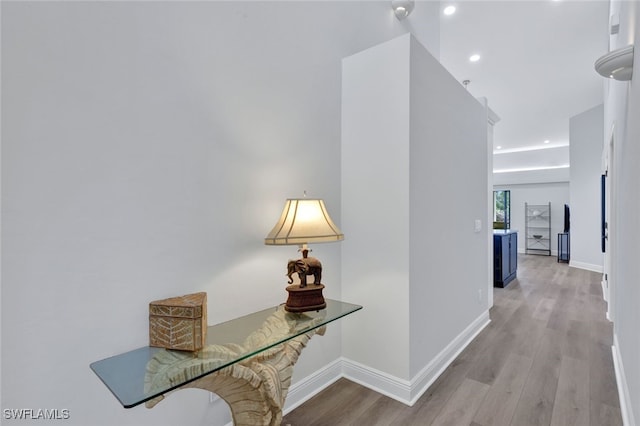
[{"left": 287, "top": 257, "right": 322, "bottom": 288}]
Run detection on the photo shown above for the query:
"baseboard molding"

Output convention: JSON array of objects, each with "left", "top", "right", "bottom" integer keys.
[
  {"left": 612, "top": 334, "right": 636, "bottom": 426},
  {"left": 517, "top": 249, "right": 559, "bottom": 256},
  {"left": 343, "top": 310, "right": 491, "bottom": 406},
  {"left": 569, "top": 260, "right": 603, "bottom": 273},
  {"left": 406, "top": 310, "right": 491, "bottom": 405},
  {"left": 341, "top": 358, "right": 413, "bottom": 404},
  {"left": 224, "top": 310, "right": 491, "bottom": 423},
  {"left": 283, "top": 358, "right": 343, "bottom": 414}
]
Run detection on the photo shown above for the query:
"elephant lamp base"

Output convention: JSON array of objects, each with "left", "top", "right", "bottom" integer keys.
[{"left": 284, "top": 284, "right": 326, "bottom": 313}]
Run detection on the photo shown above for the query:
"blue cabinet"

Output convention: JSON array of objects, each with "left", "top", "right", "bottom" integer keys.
[{"left": 494, "top": 231, "right": 518, "bottom": 288}]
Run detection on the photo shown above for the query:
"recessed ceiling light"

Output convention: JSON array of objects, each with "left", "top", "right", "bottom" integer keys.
[
  {"left": 469, "top": 54, "right": 481, "bottom": 62},
  {"left": 443, "top": 5, "right": 456, "bottom": 15},
  {"left": 496, "top": 146, "right": 502, "bottom": 150},
  {"left": 544, "top": 140, "right": 550, "bottom": 144}
]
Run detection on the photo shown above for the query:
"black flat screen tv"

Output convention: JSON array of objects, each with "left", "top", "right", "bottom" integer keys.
[{"left": 564, "top": 204, "right": 570, "bottom": 233}]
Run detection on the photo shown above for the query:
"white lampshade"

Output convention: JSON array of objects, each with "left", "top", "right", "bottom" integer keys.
[{"left": 265, "top": 198, "right": 344, "bottom": 246}]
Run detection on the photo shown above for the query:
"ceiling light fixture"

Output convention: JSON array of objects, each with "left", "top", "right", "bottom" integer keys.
[
  {"left": 391, "top": 0, "right": 415, "bottom": 20},
  {"left": 544, "top": 140, "right": 550, "bottom": 144},
  {"left": 496, "top": 146, "right": 502, "bottom": 150},
  {"left": 469, "top": 54, "right": 481, "bottom": 62},
  {"left": 443, "top": 5, "right": 456, "bottom": 15}
]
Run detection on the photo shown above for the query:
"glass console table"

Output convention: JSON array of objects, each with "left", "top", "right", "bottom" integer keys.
[{"left": 91, "top": 299, "right": 361, "bottom": 425}]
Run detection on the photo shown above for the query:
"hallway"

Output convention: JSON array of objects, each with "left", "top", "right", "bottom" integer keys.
[{"left": 283, "top": 255, "right": 622, "bottom": 426}]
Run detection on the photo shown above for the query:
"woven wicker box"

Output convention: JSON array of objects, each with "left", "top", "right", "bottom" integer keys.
[{"left": 149, "top": 292, "right": 207, "bottom": 351}]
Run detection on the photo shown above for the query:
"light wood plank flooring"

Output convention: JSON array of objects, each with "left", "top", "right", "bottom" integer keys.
[{"left": 283, "top": 255, "right": 622, "bottom": 426}]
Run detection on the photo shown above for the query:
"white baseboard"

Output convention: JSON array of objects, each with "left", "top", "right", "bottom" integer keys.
[
  {"left": 569, "top": 260, "right": 603, "bottom": 273},
  {"left": 517, "top": 249, "right": 558, "bottom": 256},
  {"left": 226, "top": 310, "right": 491, "bottom": 423},
  {"left": 341, "top": 358, "right": 413, "bottom": 404},
  {"left": 343, "top": 310, "right": 491, "bottom": 406},
  {"left": 406, "top": 310, "right": 491, "bottom": 405},
  {"left": 283, "top": 358, "right": 343, "bottom": 414},
  {"left": 612, "top": 334, "right": 636, "bottom": 426}
]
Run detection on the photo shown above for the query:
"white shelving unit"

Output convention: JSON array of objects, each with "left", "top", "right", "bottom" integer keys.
[{"left": 525, "top": 202, "right": 551, "bottom": 256}]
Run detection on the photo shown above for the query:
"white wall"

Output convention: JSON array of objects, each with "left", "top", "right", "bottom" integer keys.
[
  {"left": 493, "top": 146, "right": 570, "bottom": 173},
  {"left": 569, "top": 104, "right": 605, "bottom": 272},
  {"left": 493, "top": 167, "right": 570, "bottom": 186},
  {"left": 407, "top": 36, "right": 489, "bottom": 380},
  {"left": 605, "top": 2, "right": 640, "bottom": 425},
  {"left": 341, "top": 34, "right": 412, "bottom": 381},
  {"left": 494, "top": 183, "right": 569, "bottom": 255},
  {"left": 1, "top": 2, "right": 441, "bottom": 425},
  {"left": 342, "top": 34, "right": 489, "bottom": 403}
]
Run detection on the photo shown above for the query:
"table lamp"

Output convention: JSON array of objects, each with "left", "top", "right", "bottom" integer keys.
[{"left": 265, "top": 197, "right": 344, "bottom": 312}]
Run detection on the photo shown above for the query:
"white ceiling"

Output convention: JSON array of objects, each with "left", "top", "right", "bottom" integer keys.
[{"left": 437, "top": 0, "right": 609, "bottom": 172}]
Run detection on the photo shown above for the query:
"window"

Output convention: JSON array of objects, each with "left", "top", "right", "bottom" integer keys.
[{"left": 493, "top": 190, "right": 511, "bottom": 230}]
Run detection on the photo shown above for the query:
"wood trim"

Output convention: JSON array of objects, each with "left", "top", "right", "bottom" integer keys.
[
  {"left": 408, "top": 311, "right": 491, "bottom": 406},
  {"left": 266, "top": 310, "right": 491, "bottom": 418},
  {"left": 341, "top": 358, "right": 413, "bottom": 405},
  {"left": 612, "top": 334, "right": 636, "bottom": 426},
  {"left": 342, "top": 310, "right": 491, "bottom": 406},
  {"left": 569, "top": 260, "right": 604, "bottom": 273},
  {"left": 283, "top": 359, "right": 343, "bottom": 414}
]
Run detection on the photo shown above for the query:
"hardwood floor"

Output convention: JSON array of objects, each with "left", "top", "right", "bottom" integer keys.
[{"left": 282, "top": 255, "right": 622, "bottom": 426}]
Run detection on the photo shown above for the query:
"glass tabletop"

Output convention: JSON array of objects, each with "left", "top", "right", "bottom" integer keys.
[{"left": 90, "top": 299, "right": 362, "bottom": 408}]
